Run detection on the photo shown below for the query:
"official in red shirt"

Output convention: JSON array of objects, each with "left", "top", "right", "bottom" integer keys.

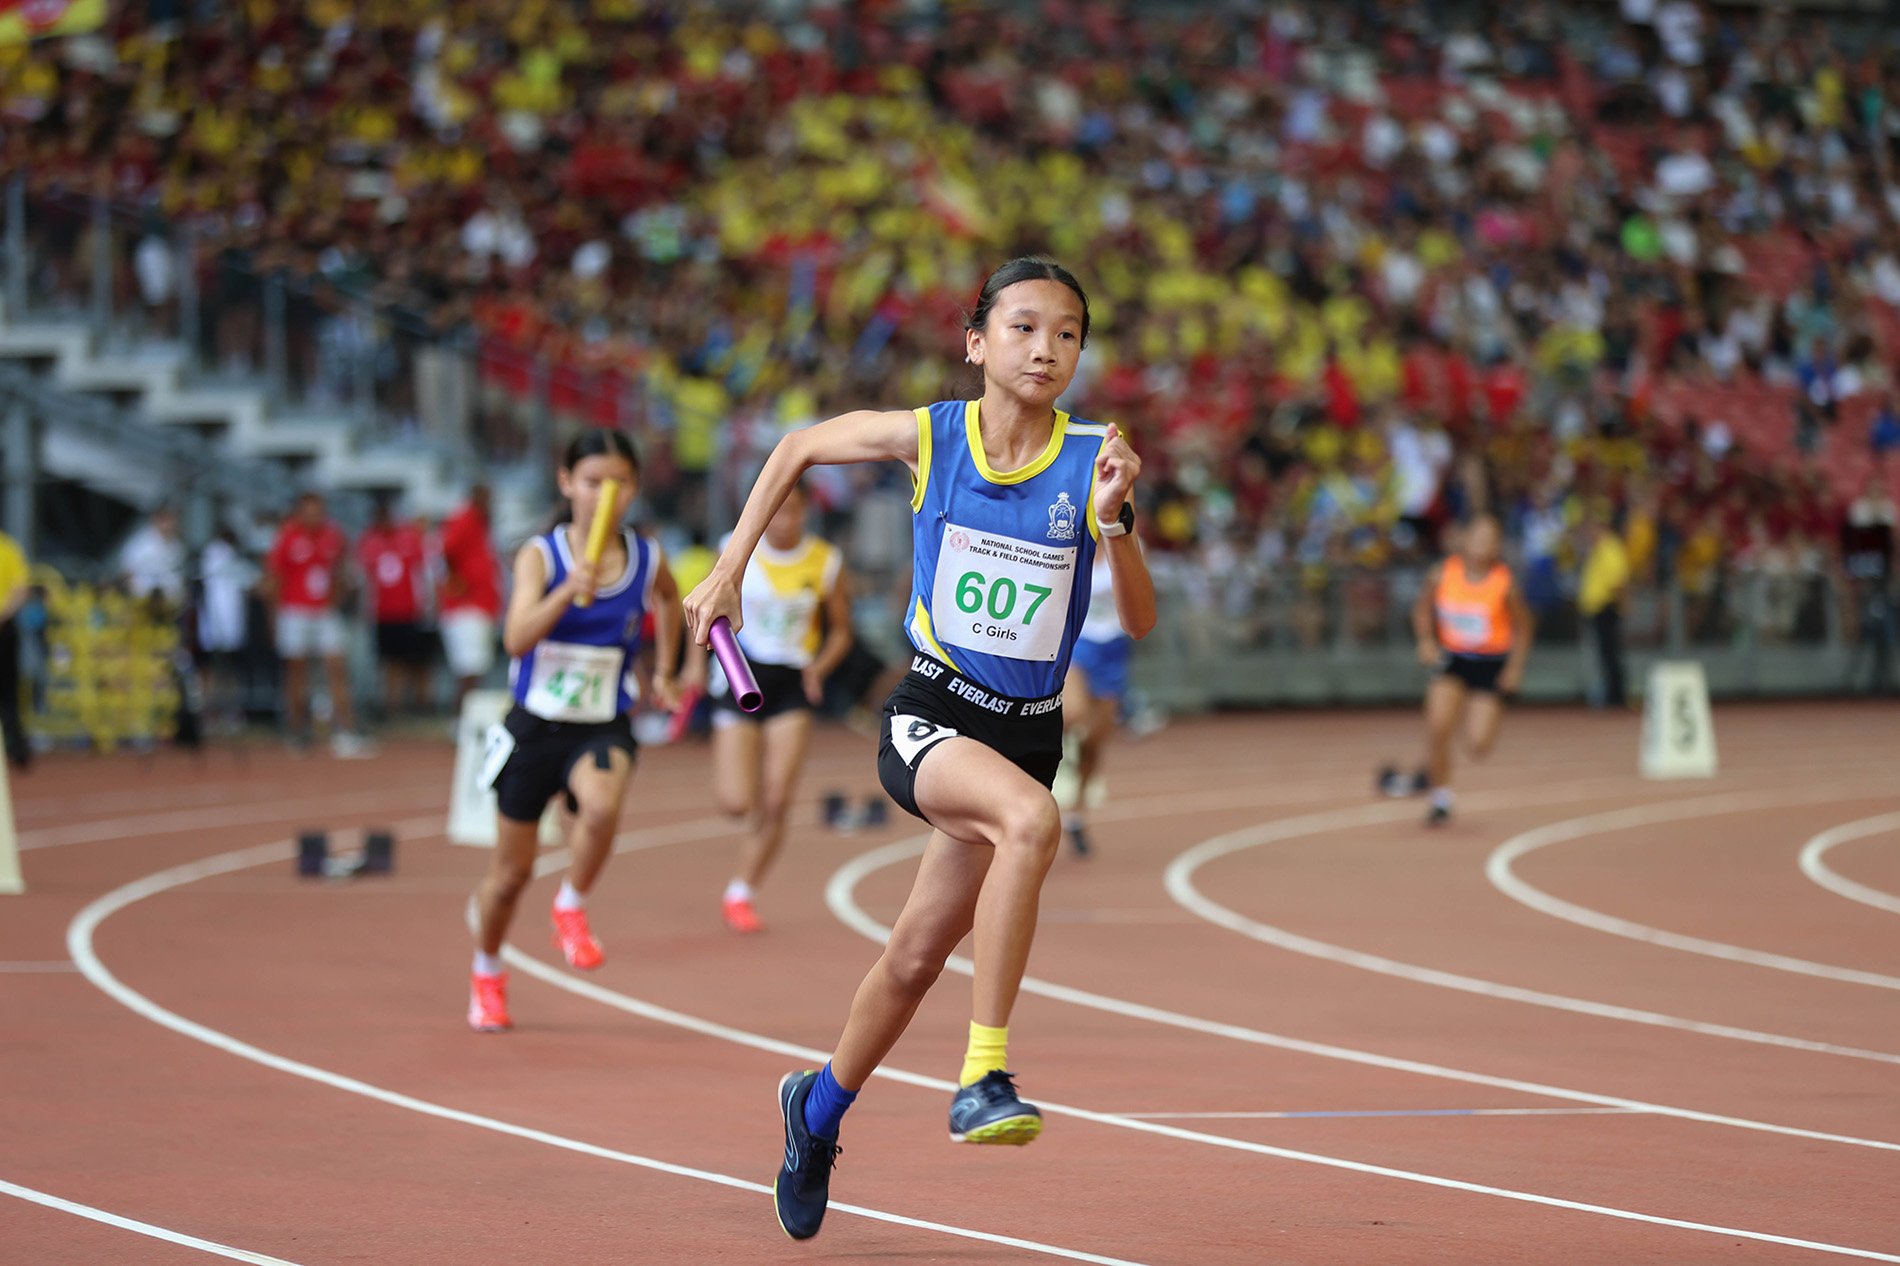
[
  {"left": 438, "top": 484, "right": 503, "bottom": 707},
  {"left": 266, "top": 491, "right": 369, "bottom": 756},
  {"left": 359, "top": 495, "right": 435, "bottom": 715}
]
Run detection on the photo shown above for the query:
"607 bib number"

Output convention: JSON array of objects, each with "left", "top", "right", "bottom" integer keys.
[
  {"left": 953, "top": 570, "right": 1054, "bottom": 625},
  {"left": 931, "top": 522, "right": 1075, "bottom": 662}
]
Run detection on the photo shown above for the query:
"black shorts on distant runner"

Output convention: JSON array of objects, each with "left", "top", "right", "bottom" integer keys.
[
  {"left": 876, "top": 654, "right": 1063, "bottom": 822},
  {"left": 1438, "top": 652, "right": 1507, "bottom": 694},
  {"left": 487, "top": 705, "right": 638, "bottom": 823}
]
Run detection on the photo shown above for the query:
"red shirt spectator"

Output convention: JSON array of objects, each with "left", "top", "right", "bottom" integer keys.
[
  {"left": 1323, "top": 356, "right": 1362, "bottom": 428},
  {"left": 1481, "top": 362, "right": 1527, "bottom": 425},
  {"left": 268, "top": 502, "right": 348, "bottom": 613},
  {"left": 358, "top": 515, "right": 428, "bottom": 624},
  {"left": 439, "top": 495, "right": 501, "bottom": 617}
]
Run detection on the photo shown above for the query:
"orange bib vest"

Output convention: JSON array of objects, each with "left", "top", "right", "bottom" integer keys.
[{"left": 1434, "top": 557, "right": 1514, "bottom": 656}]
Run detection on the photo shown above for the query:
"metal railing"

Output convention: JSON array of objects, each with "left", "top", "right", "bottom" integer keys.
[{"left": 1132, "top": 562, "right": 1869, "bottom": 708}]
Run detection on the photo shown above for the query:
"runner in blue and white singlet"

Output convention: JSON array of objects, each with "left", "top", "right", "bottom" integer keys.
[
  {"left": 468, "top": 430, "right": 695, "bottom": 1037},
  {"left": 682, "top": 258, "right": 1157, "bottom": 1242}
]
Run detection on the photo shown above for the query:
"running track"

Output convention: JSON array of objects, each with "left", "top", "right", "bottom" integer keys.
[{"left": 3, "top": 703, "right": 1897, "bottom": 1263}]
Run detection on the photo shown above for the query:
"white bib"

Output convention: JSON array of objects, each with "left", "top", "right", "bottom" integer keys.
[
  {"left": 930, "top": 522, "right": 1076, "bottom": 662},
  {"left": 739, "top": 575, "right": 820, "bottom": 667},
  {"left": 1440, "top": 605, "right": 1495, "bottom": 646},
  {"left": 522, "top": 640, "right": 624, "bottom": 722}
]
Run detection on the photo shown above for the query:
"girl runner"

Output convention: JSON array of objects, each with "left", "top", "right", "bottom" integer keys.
[
  {"left": 468, "top": 431, "right": 695, "bottom": 1032},
  {"left": 685, "top": 257, "right": 1155, "bottom": 1241},
  {"left": 1411, "top": 513, "right": 1533, "bottom": 826},
  {"left": 707, "top": 480, "right": 855, "bottom": 932}
]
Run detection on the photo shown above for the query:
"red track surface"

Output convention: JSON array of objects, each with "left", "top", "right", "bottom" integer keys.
[{"left": 4, "top": 703, "right": 1898, "bottom": 1264}]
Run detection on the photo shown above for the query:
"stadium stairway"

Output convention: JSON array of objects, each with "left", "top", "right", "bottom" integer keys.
[{"left": 0, "top": 300, "right": 466, "bottom": 524}]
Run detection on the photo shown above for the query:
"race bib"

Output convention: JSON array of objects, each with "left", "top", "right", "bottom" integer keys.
[
  {"left": 305, "top": 566, "right": 331, "bottom": 600},
  {"left": 1441, "top": 607, "right": 1493, "bottom": 644},
  {"left": 930, "top": 523, "right": 1076, "bottom": 662},
  {"left": 523, "top": 640, "right": 623, "bottom": 722},
  {"left": 741, "top": 594, "right": 816, "bottom": 665}
]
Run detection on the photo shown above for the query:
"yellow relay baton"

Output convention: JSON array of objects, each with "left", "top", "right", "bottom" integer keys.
[{"left": 573, "top": 478, "right": 620, "bottom": 608}]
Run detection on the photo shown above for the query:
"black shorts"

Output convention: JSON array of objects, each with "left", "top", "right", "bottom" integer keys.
[
  {"left": 710, "top": 660, "right": 810, "bottom": 723},
  {"left": 486, "top": 705, "right": 638, "bottom": 823},
  {"left": 876, "top": 654, "right": 1063, "bottom": 822},
  {"left": 1438, "top": 653, "right": 1507, "bottom": 694},
  {"left": 376, "top": 620, "right": 437, "bottom": 666}
]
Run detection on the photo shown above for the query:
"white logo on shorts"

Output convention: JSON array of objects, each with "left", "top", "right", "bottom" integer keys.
[{"left": 890, "top": 714, "right": 957, "bottom": 768}]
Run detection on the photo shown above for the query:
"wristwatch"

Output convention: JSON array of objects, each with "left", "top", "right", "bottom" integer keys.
[{"left": 1098, "top": 501, "right": 1135, "bottom": 538}]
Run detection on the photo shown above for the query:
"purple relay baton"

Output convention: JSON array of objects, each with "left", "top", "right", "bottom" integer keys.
[{"left": 710, "top": 616, "right": 762, "bottom": 713}]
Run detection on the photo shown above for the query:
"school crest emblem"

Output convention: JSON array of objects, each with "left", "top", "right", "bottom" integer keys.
[{"left": 1047, "top": 492, "right": 1079, "bottom": 542}]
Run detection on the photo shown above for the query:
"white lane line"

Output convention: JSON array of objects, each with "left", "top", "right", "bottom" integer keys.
[
  {"left": 1163, "top": 789, "right": 1900, "bottom": 1065},
  {"left": 1116, "top": 1108, "right": 1650, "bottom": 1120},
  {"left": 507, "top": 866, "right": 1900, "bottom": 1260},
  {"left": 0, "top": 1176, "right": 302, "bottom": 1265},
  {"left": 1488, "top": 791, "right": 1900, "bottom": 991},
  {"left": 835, "top": 840, "right": 1900, "bottom": 1152},
  {"left": 71, "top": 840, "right": 1147, "bottom": 1266},
  {"left": 76, "top": 818, "right": 1900, "bottom": 1261},
  {"left": 1801, "top": 814, "right": 1900, "bottom": 918}
]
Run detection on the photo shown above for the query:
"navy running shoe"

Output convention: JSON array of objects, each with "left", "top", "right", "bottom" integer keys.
[
  {"left": 948, "top": 1070, "right": 1043, "bottom": 1145},
  {"left": 774, "top": 1071, "right": 841, "bottom": 1240},
  {"left": 1425, "top": 803, "right": 1451, "bottom": 827}
]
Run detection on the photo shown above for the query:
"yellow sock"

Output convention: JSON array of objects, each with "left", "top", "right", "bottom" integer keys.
[{"left": 959, "top": 1021, "right": 1009, "bottom": 1087}]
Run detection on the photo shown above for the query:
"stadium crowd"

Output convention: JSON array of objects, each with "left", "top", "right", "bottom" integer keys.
[{"left": 6, "top": 0, "right": 1898, "bottom": 675}]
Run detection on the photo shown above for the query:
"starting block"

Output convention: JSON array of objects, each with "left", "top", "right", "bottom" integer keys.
[
  {"left": 823, "top": 791, "right": 889, "bottom": 833},
  {"left": 297, "top": 828, "right": 396, "bottom": 879}
]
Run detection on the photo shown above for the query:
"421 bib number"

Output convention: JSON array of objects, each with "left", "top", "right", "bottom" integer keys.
[{"left": 523, "top": 640, "right": 623, "bottom": 722}]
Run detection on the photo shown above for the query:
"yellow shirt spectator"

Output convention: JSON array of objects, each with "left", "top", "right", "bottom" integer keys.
[
  {"left": 0, "top": 531, "right": 25, "bottom": 615},
  {"left": 1579, "top": 531, "right": 1630, "bottom": 617}
]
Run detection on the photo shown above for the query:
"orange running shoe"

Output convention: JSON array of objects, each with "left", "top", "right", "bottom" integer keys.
[
  {"left": 722, "top": 893, "right": 764, "bottom": 934},
  {"left": 551, "top": 906, "right": 605, "bottom": 969},
  {"left": 468, "top": 972, "right": 511, "bottom": 1032}
]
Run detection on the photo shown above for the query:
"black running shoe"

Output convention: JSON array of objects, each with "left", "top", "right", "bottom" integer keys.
[
  {"left": 948, "top": 1070, "right": 1043, "bottom": 1145},
  {"left": 774, "top": 1070, "right": 841, "bottom": 1240},
  {"left": 1411, "top": 768, "right": 1431, "bottom": 795},
  {"left": 1425, "top": 803, "right": 1451, "bottom": 827},
  {"left": 1067, "top": 822, "right": 1093, "bottom": 857}
]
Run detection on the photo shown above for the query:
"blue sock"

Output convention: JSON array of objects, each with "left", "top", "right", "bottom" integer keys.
[{"left": 802, "top": 1062, "right": 856, "bottom": 1139}]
